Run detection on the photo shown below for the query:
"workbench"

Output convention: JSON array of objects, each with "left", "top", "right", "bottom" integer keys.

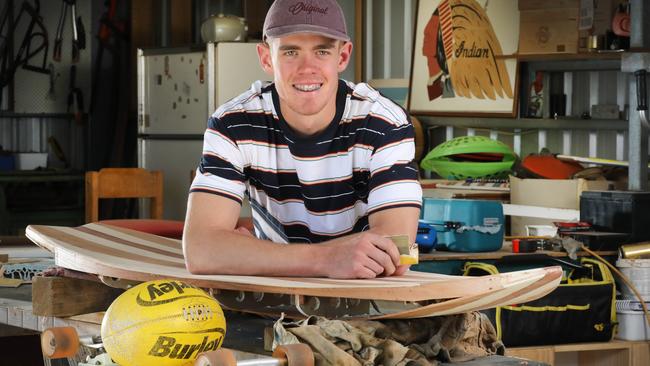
[
  {"left": 0, "top": 170, "right": 84, "bottom": 236},
  {"left": 415, "top": 240, "right": 617, "bottom": 275}
]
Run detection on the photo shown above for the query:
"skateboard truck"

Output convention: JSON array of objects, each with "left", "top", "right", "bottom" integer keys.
[
  {"left": 195, "top": 344, "right": 314, "bottom": 366},
  {"left": 213, "top": 288, "right": 375, "bottom": 318},
  {"left": 294, "top": 295, "right": 371, "bottom": 318}
]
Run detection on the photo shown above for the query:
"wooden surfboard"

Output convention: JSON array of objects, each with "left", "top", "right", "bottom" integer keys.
[{"left": 26, "top": 223, "right": 562, "bottom": 319}]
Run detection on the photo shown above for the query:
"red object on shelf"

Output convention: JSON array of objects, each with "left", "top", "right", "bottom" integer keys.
[{"left": 521, "top": 154, "right": 584, "bottom": 179}]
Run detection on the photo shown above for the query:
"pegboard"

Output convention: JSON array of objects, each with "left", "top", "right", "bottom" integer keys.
[{"left": 10, "top": 0, "right": 92, "bottom": 114}]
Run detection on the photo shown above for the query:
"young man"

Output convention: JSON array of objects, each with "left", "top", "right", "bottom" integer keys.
[{"left": 183, "top": 0, "right": 421, "bottom": 279}]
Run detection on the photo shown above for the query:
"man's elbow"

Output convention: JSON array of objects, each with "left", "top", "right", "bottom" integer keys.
[
  {"left": 183, "top": 239, "right": 211, "bottom": 275},
  {"left": 185, "top": 257, "right": 209, "bottom": 275}
]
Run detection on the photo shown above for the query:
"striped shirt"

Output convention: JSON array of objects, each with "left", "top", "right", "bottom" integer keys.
[{"left": 190, "top": 79, "right": 422, "bottom": 243}]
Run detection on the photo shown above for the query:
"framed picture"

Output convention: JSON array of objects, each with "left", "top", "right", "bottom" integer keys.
[{"left": 407, "top": 0, "right": 520, "bottom": 117}]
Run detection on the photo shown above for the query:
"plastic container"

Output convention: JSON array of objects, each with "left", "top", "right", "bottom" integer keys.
[
  {"left": 0, "top": 155, "right": 15, "bottom": 171},
  {"left": 616, "top": 258, "right": 650, "bottom": 298},
  {"left": 616, "top": 299, "right": 650, "bottom": 341},
  {"left": 580, "top": 190, "right": 650, "bottom": 242},
  {"left": 420, "top": 198, "right": 504, "bottom": 252},
  {"left": 14, "top": 152, "right": 47, "bottom": 170},
  {"left": 526, "top": 225, "right": 558, "bottom": 237}
]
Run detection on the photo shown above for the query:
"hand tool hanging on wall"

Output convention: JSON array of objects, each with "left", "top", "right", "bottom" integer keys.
[
  {"left": 635, "top": 69, "right": 649, "bottom": 129},
  {"left": 53, "top": 0, "right": 86, "bottom": 63},
  {"left": 45, "top": 63, "right": 57, "bottom": 100},
  {"left": 47, "top": 136, "right": 69, "bottom": 168},
  {"left": 89, "top": 0, "right": 126, "bottom": 115},
  {"left": 0, "top": 0, "right": 49, "bottom": 90},
  {"left": 66, "top": 64, "right": 83, "bottom": 123}
]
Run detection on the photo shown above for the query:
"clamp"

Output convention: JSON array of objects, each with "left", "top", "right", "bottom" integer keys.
[{"left": 53, "top": 0, "right": 86, "bottom": 63}]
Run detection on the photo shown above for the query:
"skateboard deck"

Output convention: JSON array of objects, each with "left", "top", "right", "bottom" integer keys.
[
  {"left": 26, "top": 223, "right": 562, "bottom": 319},
  {"left": 557, "top": 154, "right": 647, "bottom": 168}
]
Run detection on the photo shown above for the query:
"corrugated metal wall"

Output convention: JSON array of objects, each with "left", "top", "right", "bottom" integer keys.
[{"left": 0, "top": 117, "right": 85, "bottom": 169}]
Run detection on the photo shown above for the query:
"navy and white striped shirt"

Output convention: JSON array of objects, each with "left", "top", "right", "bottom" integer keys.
[{"left": 190, "top": 79, "right": 422, "bottom": 243}]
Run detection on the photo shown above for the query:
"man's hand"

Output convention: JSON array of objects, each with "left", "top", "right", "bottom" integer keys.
[{"left": 319, "top": 232, "right": 409, "bottom": 279}]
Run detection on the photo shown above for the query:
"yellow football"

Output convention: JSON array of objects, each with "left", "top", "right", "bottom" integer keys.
[{"left": 101, "top": 279, "right": 226, "bottom": 366}]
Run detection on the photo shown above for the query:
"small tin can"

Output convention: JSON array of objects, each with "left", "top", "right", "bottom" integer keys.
[{"left": 620, "top": 243, "right": 650, "bottom": 259}]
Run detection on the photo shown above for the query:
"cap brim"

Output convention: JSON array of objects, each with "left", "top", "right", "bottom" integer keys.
[{"left": 265, "top": 24, "right": 350, "bottom": 42}]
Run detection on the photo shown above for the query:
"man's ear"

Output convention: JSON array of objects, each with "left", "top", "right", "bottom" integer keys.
[
  {"left": 257, "top": 43, "right": 274, "bottom": 76},
  {"left": 337, "top": 41, "right": 353, "bottom": 73}
]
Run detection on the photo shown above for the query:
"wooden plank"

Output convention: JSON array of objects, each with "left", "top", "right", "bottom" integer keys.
[
  {"left": 67, "top": 312, "right": 105, "bottom": 325},
  {"left": 0, "top": 254, "right": 8, "bottom": 263},
  {"left": 555, "top": 341, "right": 634, "bottom": 352},
  {"left": 632, "top": 342, "right": 650, "bottom": 366},
  {"left": 578, "top": 348, "right": 629, "bottom": 366},
  {"left": 503, "top": 203, "right": 580, "bottom": 221},
  {"left": 506, "top": 347, "right": 554, "bottom": 365},
  {"left": 0, "top": 278, "right": 23, "bottom": 287},
  {"left": 32, "top": 276, "right": 122, "bottom": 317}
]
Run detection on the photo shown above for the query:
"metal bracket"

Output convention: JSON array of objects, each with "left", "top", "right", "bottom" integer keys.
[{"left": 621, "top": 52, "right": 650, "bottom": 73}]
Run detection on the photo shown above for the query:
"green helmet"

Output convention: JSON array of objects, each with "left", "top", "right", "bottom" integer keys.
[{"left": 421, "top": 136, "right": 516, "bottom": 179}]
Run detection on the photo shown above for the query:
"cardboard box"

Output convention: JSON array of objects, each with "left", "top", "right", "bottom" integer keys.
[
  {"left": 509, "top": 176, "right": 611, "bottom": 236},
  {"left": 519, "top": 8, "right": 579, "bottom": 54}
]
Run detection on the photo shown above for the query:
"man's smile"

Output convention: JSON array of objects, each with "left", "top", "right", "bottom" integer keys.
[{"left": 293, "top": 83, "right": 323, "bottom": 92}]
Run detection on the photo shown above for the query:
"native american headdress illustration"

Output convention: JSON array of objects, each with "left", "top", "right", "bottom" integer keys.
[{"left": 422, "top": 0, "right": 513, "bottom": 101}]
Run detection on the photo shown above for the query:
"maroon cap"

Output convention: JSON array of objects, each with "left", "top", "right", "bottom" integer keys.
[{"left": 263, "top": 0, "right": 350, "bottom": 42}]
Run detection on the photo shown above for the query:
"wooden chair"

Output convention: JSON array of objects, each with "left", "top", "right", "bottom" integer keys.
[
  {"left": 85, "top": 168, "right": 184, "bottom": 239},
  {"left": 85, "top": 168, "right": 163, "bottom": 222}
]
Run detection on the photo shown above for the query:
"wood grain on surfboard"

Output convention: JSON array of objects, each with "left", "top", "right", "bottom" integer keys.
[{"left": 26, "top": 223, "right": 562, "bottom": 306}]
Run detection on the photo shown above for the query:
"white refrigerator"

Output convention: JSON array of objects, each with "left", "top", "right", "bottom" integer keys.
[{"left": 137, "top": 43, "right": 268, "bottom": 220}]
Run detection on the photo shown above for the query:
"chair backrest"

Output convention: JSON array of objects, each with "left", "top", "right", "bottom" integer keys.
[{"left": 85, "top": 168, "right": 163, "bottom": 223}]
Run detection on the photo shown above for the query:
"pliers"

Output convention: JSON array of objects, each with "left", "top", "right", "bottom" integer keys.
[{"left": 53, "top": 0, "right": 85, "bottom": 63}]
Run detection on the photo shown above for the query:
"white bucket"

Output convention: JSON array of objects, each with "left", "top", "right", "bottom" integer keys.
[
  {"left": 616, "top": 259, "right": 650, "bottom": 298},
  {"left": 616, "top": 300, "right": 650, "bottom": 341}
]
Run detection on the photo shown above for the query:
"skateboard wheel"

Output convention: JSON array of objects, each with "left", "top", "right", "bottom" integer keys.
[
  {"left": 41, "top": 327, "right": 79, "bottom": 359},
  {"left": 272, "top": 344, "right": 314, "bottom": 366},
  {"left": 194, "top": 348, "right": 237, "bottom": 366}
]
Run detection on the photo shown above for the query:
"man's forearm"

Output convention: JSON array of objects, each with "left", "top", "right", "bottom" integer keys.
[{"left": 183, "top": 225, "right": 333, "bottom": 276}]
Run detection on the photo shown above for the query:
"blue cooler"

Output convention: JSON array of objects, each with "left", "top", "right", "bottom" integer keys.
[{"left": 420, "top": 198, "right": 504, "bottom": 252}]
